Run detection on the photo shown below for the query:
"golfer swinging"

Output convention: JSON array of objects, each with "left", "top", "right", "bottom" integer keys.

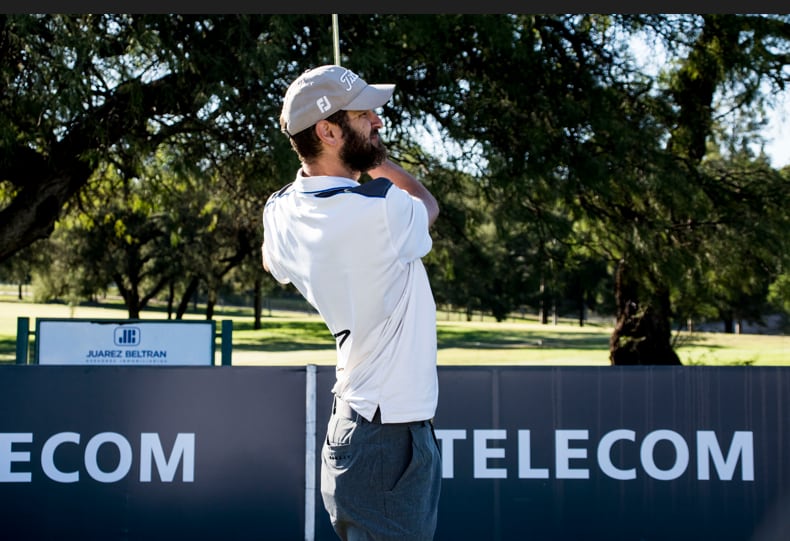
[{"left": 261, "top": 64, "right": 442, "bottom": 540}]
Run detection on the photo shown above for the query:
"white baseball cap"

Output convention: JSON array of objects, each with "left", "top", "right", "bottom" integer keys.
[{"left": 281, "top": 64, "right": 395, "bottom": 136}]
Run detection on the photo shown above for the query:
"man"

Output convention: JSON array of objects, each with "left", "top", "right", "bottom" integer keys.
[{"left": 261, "top": 64, "right": 442, "bottom": 541}]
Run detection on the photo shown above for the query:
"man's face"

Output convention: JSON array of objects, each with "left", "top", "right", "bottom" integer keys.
[{"left": 337, "top": 111, "right": 387, "bottom": 174}]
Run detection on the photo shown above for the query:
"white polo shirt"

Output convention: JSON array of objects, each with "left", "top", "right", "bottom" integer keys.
[{"left": 262, "top": 170, "right": 438, "bottom": 423}]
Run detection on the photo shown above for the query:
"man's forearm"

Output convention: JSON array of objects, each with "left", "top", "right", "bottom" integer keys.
[{"left": 368, "top": 159, "right": 439, "bottom": 226}]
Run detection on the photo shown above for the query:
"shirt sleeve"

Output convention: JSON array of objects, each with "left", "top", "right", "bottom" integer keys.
[
  {"left": 262, "top": 206, "right": 292, "bottom": 285},
  {"left": 384, "top": 185, "right": 432, "bottom": 264}
]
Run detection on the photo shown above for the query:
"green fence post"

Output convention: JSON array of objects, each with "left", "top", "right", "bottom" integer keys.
[
  {"left": 16, "top": 317, "right": 30, "bottom": 365},
  {"left": 221, "top": 319, "right": 233, "bottom": 366}
]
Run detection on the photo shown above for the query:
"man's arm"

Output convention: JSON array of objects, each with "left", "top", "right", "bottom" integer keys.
[{"left": 367, "top": 159, "right": 439, "bottom": 227}]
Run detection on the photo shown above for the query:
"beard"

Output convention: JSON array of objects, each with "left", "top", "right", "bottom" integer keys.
[{"left": 339, "top": 124, "right": 387, "bottom": 174}]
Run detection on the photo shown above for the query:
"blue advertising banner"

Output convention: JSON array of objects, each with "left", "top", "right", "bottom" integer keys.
[
  {"left": 1, "top": 365, "right": 788, "bottom": 540},
  {"left": 0, "top": 366, "right": 305, "bottom": 540},
  {"left": 314, "top": 366, "right": 790, "bottom": 541}
]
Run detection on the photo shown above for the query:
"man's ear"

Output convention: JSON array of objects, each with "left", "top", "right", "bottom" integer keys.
[{"left": 315, "top": 119, "right": 342, "bottom": 147}]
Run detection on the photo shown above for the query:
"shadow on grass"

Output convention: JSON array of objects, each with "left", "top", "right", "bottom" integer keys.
[
  {"left": 0, "top": 301, "right": 614, "bottom": 360},
  {"left": 0, "top": 337, "right": 18, "bottom": 364},
  {"left": 673, "top": 333, "right": 726, "bottom": 350},
  {"left": 232, "top": 320, "right": 335, "bottom": 352},
  {"left": 230, "top": 320, "right": 613, "bottom": 353},
  {"left": 232, "top": 341, "right": 333, "bottom": 352},
  {"left": 436, "top": 326, "right": 610, "bottom": 350}
]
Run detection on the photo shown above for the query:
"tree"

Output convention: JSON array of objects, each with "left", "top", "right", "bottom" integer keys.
[
  {"left": 375, "top": 14, "right": 790, "bottom": 362},
  {"left": 580, "top": 15, "right": 790, "bottom": 362},
  {"left": 3, "top": 13, "right": 790, "bottom": 366},
  {"left": 0, "top": 14, "right": 317, "bottom": 262},
  {"left": 0, "top": 240, "right": 45, "bottom": 299},
  {"left": 46, "top": 160, "right": 178, "bottom": 319}
]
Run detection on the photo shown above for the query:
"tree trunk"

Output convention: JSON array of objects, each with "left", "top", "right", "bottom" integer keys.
[
  {"left": 253, "top": 277, "right": 262, "bottom": 330},
  {"left": 114, "top": 273, "right": 141, "bottom": 320},
  {"left": 552, "top": 298, "right": 558, "bottom": 326},
  {"left": 722, "top": 313, "right": 735, "bottom": 334},
  {"left": 609, "top": 261, "right": 682, "bottom": 365},
  {"left": 175, "top": 276, "right": 200, "bottom": 320},
  {"left": 167, "top": 281, "right": 175, "bottom": 320},
  {"left": 539, "top": 276, "right": 549, "bottom": 325},
  {"left": 205, "top": 287, "right": 216, "bottom": 320}
]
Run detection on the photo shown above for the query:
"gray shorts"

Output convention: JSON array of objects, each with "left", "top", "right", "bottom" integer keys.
[{"left": 320, "top": 400, "right": 442, "bottom": 541}]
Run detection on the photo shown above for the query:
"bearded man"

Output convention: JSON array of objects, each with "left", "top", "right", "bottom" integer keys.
[{"left": 261, "top": 65, "right": 442, "bottom": 541}]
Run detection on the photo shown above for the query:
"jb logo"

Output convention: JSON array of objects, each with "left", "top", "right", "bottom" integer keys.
[
  {"left": 114, "top": 327, "right": 141, "bottom": 346},
  {"left": 316, "top": 96, "right": 331, "bottom": 113},
  {"left": 339, "top": 69, "right": 358, "bottom": 91}
]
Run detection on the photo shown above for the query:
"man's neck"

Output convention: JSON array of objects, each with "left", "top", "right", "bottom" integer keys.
[{"left": 302, "top": 159, "right": 361, "bottom": 180}]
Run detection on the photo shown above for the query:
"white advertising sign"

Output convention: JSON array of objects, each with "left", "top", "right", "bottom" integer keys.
[{"left": 36, "top": 319, "right": 215, "bottom": 366}]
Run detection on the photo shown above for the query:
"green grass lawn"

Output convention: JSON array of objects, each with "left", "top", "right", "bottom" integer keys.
[{"left": 0, "top": 297, "right": 787, "bottom": 366}]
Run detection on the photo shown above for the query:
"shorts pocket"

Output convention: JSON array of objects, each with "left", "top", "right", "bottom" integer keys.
[{"left": 326, "top": 414, "right": 357, "bottom": 446}]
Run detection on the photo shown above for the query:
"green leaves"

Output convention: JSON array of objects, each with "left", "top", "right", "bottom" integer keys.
[{"left": 1, "top": 14, "right": 789, "bottom": 355}]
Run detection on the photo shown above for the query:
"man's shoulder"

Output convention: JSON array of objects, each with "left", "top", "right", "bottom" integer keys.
[
  {"left": 314, "top": 177, "right": 393, "bottom": 199},
  {"left": 354, "top": 177, "right": 393, "bottom": 198},
  {"left": 265, "top": 182, "right": 294, "bottom": 204}
]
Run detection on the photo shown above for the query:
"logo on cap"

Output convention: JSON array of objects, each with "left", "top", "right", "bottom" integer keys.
[
  {"left": 316, "top": 96, "right": 331, "bottom": 113},
  {"left": 339, "top": 69, "right": 359, "bottom": 91}
]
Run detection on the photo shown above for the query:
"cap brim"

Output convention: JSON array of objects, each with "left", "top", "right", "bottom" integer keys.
[{"left": 345, "top": 83, "right": 395, "bottom": 111}]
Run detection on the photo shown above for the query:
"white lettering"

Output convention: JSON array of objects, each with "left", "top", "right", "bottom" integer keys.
[
  {"left": 0, "top": 433, "right": 32, "bottom": 482},
  {"left": 316, "top": 96, "right": 331, "bottom": 113},
  {"left": 42, "top": 432, "right": 80, "bottom": 483},
  {"left": 0, "top": 431, "right": 196, "bottom": 484},
  {"left": 339, "top": 69, "right": 359, "bottom": 90},
  {"left": 517, "top": 430, "right": 549, "bottom": 479},
  {"left": 436, "top": 428, "right": 754, "bottom": 482},
  {"left": 85, "top": 432, "right": 133, "bottom": 483},
  {"left": 140, "top": 433, "right": 195, "bottom": 482},
  {"left": 697, "top": 430, "right": 754, "bottom": 481},
  {"left": 474, "top": 430, "right": 507, "bottom": 479},
  {"left": 641, "top": 430, "right": 689, "bottom": 480},
  {"left": 556, "top": 430, "right": 589, "bottom": 479},
  {"left": 598, "top": 429, "right": 636, "bottom": 480},
  {"left": 434, "top": 429, "right": 466, "bottom": 479},
  {"left": 1, "top": 428, "right": 752, "bottom": 485}
]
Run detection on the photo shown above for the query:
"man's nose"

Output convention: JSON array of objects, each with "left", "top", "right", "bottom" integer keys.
[{"left": 368, "top": 110, "right": 383, "bottom": 129}]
